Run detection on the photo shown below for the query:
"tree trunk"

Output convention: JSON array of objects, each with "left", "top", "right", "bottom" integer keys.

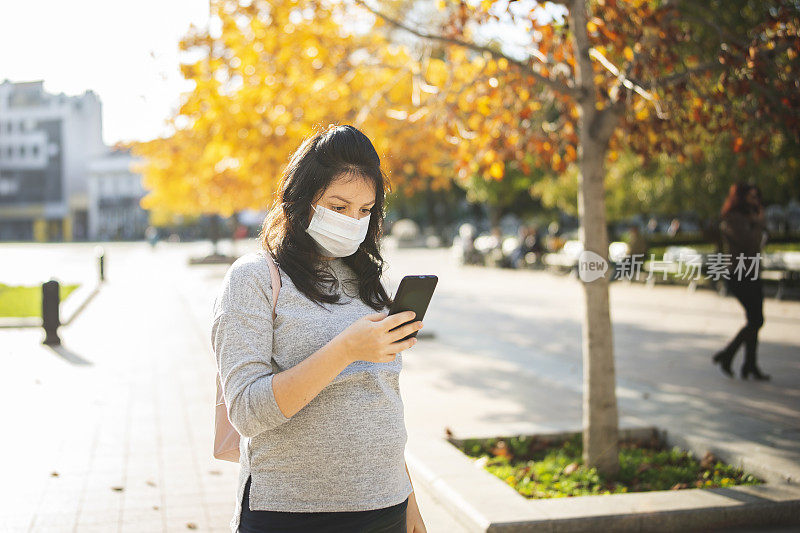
[
  {"left": 488, "top": 205, "right": 502, "bottom": 233},
  {"left": 570, "top": 0, "right": 620, "bottom": 478},
  {"left": 577, "top": 132, "right": 620, "bottom": 478}
]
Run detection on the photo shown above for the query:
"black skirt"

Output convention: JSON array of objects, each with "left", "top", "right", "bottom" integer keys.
[{"left": 238, "top": 475, "right": 408, "bottom": 533}]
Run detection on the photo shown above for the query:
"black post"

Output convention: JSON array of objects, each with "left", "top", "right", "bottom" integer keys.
[
  {"left": 42, "top": 279, "right": 61, "bottom": 346},
  {"left": 95, "top": 245, "right": 105, "bottom": 282}
]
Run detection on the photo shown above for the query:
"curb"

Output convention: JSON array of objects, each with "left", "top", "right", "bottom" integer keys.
[
  {"left": 0, "top": 316, "right": 39, "bottom": 328},
  {"left": 62, "top": 281, "right": 102, "bottom": 326},
  {"left": 405, "top": 427, "right": 800, "bottom": 533}
]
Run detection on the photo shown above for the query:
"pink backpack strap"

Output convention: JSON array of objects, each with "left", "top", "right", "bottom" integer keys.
[{"left": 263, "top": 250, "right": 281, "bottom": 319}]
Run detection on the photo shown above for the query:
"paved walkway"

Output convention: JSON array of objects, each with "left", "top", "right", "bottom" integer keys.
[{"left": 1, "top": 240, "right": 798, "bottom": 532}]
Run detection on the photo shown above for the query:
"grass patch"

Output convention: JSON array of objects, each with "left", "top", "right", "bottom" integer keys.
[
  {"left": 454, "top": 433, "right": 763, "bottom": 498},
  {"left": 0, "top": 283, "right": 80, "bottom": 318},
  {"left": 764, "top": 242, "right": 800, "bottom": 252}
]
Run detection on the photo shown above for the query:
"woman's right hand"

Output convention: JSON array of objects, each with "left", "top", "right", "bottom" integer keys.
[{"left": 335, "top": 310, "right": 423, "bottom": 364}]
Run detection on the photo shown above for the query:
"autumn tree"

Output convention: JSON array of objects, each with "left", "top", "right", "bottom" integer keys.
[
  {"left": 133, "top": 0, "right": 799, "bottom": 476},
  {"left": 132, "top": 0, "right": 456, "bottom": 228},
  {"left": 353, "top": 0, "right": 800, "bottom": 476}
]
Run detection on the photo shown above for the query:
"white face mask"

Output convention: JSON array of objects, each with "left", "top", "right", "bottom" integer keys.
[{"left": 306, "top": 204, "right": 371, "bottom": 257}]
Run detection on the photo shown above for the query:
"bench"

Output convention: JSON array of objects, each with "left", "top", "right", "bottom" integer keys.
[{"left": 761, "top": 251, "right": 800, "bottom": 300}]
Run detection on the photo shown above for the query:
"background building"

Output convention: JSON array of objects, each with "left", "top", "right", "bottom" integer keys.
[
  {"left": 0, "top": 79, "right": 105, "bottom": 241},
  {"left": 87, "top": 146, "right": 148, "bottom": 240}
]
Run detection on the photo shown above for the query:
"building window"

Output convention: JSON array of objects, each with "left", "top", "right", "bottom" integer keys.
[
  {"left": 32, "top": 145, "right": 39, "bottom": 157},
  {"left": 20, "top": 145, "right": 26, "bottom": 157},
  {"left": 0, "top": 176, "right": 19, "bottom": 196}
]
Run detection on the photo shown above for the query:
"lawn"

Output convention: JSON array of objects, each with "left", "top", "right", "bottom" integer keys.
[
  {"left": 455, "top": 433, "right": 762, "bottom": 498},
  {"left": 0, "top": 283, "right": 80, "bottom": 318}
]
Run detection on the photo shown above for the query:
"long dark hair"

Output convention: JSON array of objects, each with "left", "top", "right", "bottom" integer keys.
[
  {"left": 721, "top": 181, "right": 761, "bottom": 217},
  {"left": 257, "top": 124, "right": 393, "bottom": 311}
]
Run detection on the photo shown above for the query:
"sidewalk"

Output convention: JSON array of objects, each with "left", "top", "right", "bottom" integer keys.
[
  {"left": 0, "top": 242, "right": 468, "bottom": 532},
  {"left": 1, "top": 241, "right": 798, "bottom": 532},
  {"left": 386, "top": 245, "right": 800, "bottom": 530}
]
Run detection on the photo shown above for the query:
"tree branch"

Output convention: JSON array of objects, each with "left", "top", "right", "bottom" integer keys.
[
  {"left": 589, "top": 47, "right": 667, "bottom": 119},
  {"left": 352, "top": 0, "right": 579, "bottom": 98},
  {"left": 566, "top": 0, "right": 593, "bottom": 102}
]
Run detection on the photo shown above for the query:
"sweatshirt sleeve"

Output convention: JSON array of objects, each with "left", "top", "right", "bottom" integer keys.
[{"left": 211, "top": 259, "right": 291, "bottom": 437}]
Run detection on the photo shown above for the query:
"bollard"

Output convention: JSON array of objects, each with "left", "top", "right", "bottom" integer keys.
[
  {"left": 42, "top": 279, "right": 61, "bottom": 346},
  {"left": 95, "top": 245, "right": 105, "bottom": 282}
]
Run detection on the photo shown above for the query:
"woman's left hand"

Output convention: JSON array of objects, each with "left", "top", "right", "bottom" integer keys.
[{"left": 406, "top": 492, "right": 427, "bottom": 533}]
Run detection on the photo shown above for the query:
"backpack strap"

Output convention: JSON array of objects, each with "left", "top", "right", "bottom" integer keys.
[{"left": 263, "top": 249, "right": 281, "bottom": 320}]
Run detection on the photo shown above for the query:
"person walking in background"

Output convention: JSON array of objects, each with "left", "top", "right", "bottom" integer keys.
[
  {"left": 627, "top": 225, "right": 647, "bottom": 258},
  {"left": 212, "top": 124, "right": 427, "bottom": 532},
  {"left": 510, "top": 224, "right": 542, "bottom": 268},
  {"left": 712, "top": 182, "right": 770, "bottom": 381},
  {"left": 145, "top": 226, "right": 159, "bottom": 249}
]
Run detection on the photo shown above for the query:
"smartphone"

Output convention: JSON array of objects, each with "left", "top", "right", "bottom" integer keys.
[{"left": 387, "top": 275, "right": 438, "bottom": 341}]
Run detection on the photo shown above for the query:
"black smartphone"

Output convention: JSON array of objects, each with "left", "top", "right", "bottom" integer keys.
[{"left": 387, "top": 275, "right": 438, "bottom": 341}]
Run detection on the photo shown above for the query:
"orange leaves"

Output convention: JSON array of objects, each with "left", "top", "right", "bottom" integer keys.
[{"left": 551, "top": 152, "right": 562, "bottom": 171}]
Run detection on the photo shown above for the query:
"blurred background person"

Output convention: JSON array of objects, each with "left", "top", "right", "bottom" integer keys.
[
  {"left": 145, "top": 225, "right": 159, "bottom": 249},
  {"left": 510, "top": 224, "right": 544, "bottom": 268},
  {"left": 712, "top": 182, "right": 770, "bottom": 380},
  {"left": 627, "top": 225, "right": 648, "bottom": 258},
  {"left": 667, "top": 218, "right": 681, "bottom": 238}
]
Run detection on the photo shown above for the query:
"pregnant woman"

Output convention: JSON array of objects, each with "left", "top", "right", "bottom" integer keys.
[{"left": 212, "top": 124, "right": 427, "bottom": 532}]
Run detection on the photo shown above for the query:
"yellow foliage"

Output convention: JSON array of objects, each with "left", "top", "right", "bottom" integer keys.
[
  {"left": 132, "top": 0, "right": 460, "bottom": 216},
  {"left": 489, "top": 161, "right": 504, "bottom": 179},
  {"left": 623, "top": 46, "right": 634, "bottom": 62},
  {"left": 477, "top": 96, "right": 492, "bottom": 116},
  {"left": 427, "top": 59, "right": 448, "bottom": 87}
]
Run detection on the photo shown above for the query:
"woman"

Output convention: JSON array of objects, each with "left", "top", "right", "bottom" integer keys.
[
  {"left": 712, "top": 182, "right": 770, "bottom": 380},
  {"left": 212, "top": 124, "right": 428, "bottom": 532}
]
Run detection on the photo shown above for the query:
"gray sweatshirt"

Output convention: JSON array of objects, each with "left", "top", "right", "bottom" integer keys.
[{"left": 210, "top": 250, "right": 412, "bottom": 533}]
